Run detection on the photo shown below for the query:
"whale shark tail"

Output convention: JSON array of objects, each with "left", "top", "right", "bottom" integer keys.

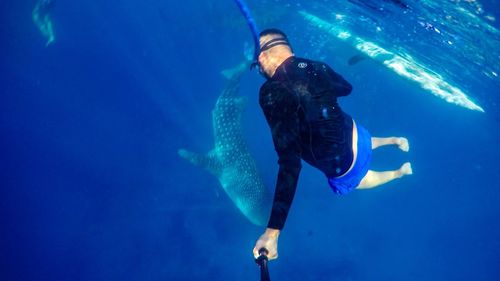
[{"left": 178, "top": 149, "right": 222, "bottom": 176}]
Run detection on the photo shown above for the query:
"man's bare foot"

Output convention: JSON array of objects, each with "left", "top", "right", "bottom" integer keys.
[
  {"left": 395, "top": 137, "right": 410, "bottom": 152},
  {"left": 398, "top": 162, "right": 413, "bottom": 177}
]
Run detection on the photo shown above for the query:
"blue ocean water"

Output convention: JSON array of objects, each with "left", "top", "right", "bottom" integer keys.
[{"left": 1, "top": 0, "right": 500, "bottom": 280}]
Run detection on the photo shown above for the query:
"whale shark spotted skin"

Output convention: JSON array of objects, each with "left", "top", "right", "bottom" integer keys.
[
  {"left": 178, "top": 62, "right": 272, "bottom": 226},
  {"left": 300, "top": 10, "right": 484, "bottom": 112}
]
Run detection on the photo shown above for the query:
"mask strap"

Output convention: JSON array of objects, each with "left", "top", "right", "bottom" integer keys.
[
  {"left": 254, "top": 37, "right": 292, "bottom": 76},
  {"left": 260, "top": 38, "right": 290, "bottom": 52}
]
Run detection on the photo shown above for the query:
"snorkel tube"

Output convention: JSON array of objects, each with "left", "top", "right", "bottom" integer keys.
[{"left": 233, "top": 0, "right": 260, "bottom": 69}]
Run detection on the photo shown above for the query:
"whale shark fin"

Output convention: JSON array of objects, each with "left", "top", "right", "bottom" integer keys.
[
  {"left": 234, "top": 96, "right": 248, "bottom": 111},
  {"left": 243, "top": 41, "right": 253, "bottom": 62},
  {"left": 221, "top": 43, "right": 253, "bottom": 79},
  {"left": 221, "top": 62, "right": 249, "bottom": 80},
  {"left": 178, "top": 149, "right": 222, "bottom": 176}
]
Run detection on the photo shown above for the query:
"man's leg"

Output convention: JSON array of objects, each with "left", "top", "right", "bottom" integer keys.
[
  {"left": 372, "top": 137, "right": 409, "bottom": 151},
  {"left": 357, "top": 162, "right": 412, "bottom": 189}
]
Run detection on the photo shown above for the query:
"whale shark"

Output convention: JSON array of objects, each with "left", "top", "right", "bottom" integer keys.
[
  {"left": 178, "top": 60, "right": 272, "bottom": 226},
  {"left": 32, "top": 0, "right": 55, "bottom": 47},
  {"left": 299, "top": 10, "right": 484, "bottom": 112}
]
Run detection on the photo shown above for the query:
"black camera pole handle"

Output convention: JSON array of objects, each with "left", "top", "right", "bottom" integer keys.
[{"left": 255, "top": 248, "right": 271, "bottom": 281}]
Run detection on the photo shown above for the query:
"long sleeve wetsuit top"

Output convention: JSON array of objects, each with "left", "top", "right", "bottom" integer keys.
[{"left": 259, "top": 56, "right": 353, "bottom": 230}]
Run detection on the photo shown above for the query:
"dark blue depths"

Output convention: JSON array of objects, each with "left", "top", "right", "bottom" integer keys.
[{"left": 1, "top": 0, "right": 499, "bottom": 280}]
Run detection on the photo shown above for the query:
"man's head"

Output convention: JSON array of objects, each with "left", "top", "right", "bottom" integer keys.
[{"left": 258, "top": 29, "right": 294, "bottom": 79}]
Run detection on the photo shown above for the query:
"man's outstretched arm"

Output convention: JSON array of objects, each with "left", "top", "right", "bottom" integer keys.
[{"left": 254, "top": 85, "right": 302, "bottom": 260}]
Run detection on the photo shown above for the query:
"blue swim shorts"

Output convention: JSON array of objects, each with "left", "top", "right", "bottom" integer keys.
[{"left": 328, "top": 123, "right": 372, "bottom": 195}]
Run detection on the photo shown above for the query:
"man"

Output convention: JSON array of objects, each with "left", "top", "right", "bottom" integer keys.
[{"left": 252, "top": 29, "right": 413, "bottom": 260}]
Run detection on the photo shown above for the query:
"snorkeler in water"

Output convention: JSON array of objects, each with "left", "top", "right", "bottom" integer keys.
[
  {"left": 252, "top": 29, "right": 413, "bottom": 260},
  {"left": 32, "top": 0, "right": 55, "bottom": 46}
]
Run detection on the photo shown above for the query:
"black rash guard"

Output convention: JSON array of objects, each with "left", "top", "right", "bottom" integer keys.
[{"left": 259, "top": 56, "right": 354, "bottom": 230}]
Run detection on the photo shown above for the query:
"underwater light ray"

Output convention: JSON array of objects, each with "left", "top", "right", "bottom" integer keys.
[{"left": 300, "top": 10, "right": 484, "bottom": 113}]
